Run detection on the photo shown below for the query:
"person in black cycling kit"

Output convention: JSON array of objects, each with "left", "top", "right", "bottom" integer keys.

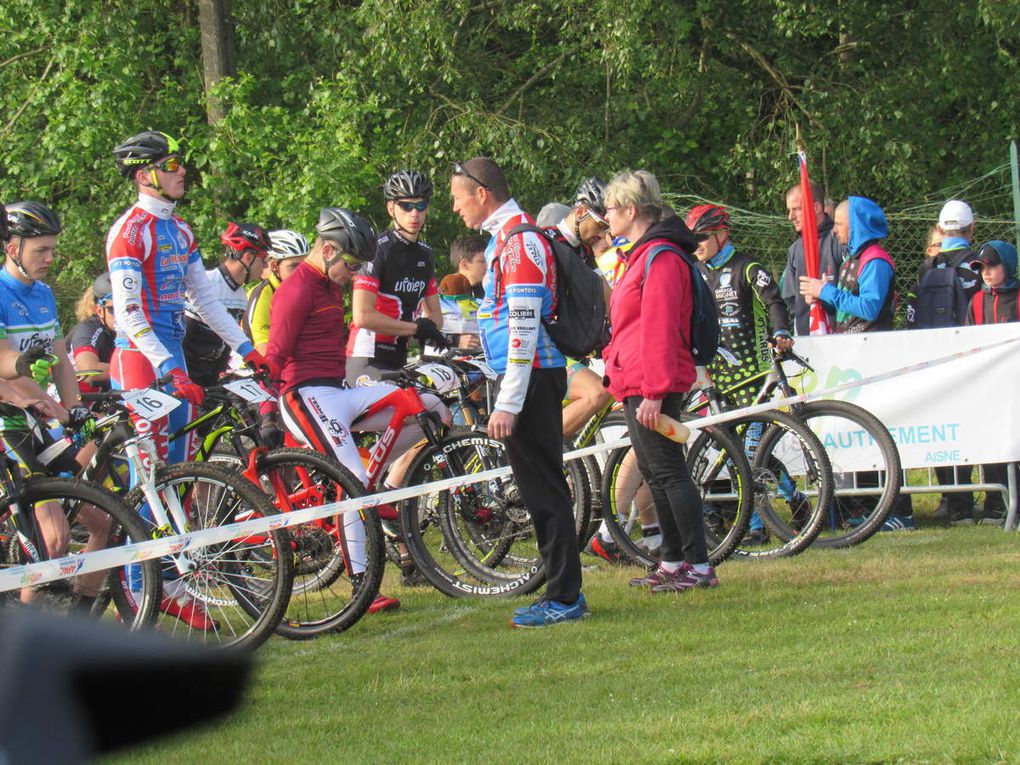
[
  {"left": 182, "top": 222, "right": 271, "bottom": 386},
  {"left": 66, "top": 272, "right": 117, "bottom": 392},
  {"left": 686, "top": 204, "right": 793, "bottom": 401},
  {"left": 346, "top": 170, "right": 448, "bottom": 387},
  {"left": 686, "top": 204, "right": 804, "bottom": 545},
  {"left": 544, "top": 177, "right": 613, "bottom": 269}
]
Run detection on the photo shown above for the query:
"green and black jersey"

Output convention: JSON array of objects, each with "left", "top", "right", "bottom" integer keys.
[{"left": 696, "top": 247, "right": 789, "bottom": 408}]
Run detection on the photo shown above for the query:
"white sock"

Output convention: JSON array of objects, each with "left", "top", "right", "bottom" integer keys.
[
  {"left": 597, "top": 521, "right": 613, "bottom": 543},
  {"left": 640, "top": 533, "right": 662, "bottom": 549},
  {"left": 661, "top": 560, "right": 684, "bottom": 573},
  {"left": 691, "top": 563, "right": 711, "bottom": 575}
]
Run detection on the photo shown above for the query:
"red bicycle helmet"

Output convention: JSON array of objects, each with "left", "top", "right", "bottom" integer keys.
[
  {"left": 685, "top": 204, "right": 731, "bottom": 234},
  {"left": 220, "top": 222, "right": 271, "bottom": 259}
]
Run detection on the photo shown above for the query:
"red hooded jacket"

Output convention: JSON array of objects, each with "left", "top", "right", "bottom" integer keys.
[{"left": 603, "top": 216, "right": 700, "bottom": 401}]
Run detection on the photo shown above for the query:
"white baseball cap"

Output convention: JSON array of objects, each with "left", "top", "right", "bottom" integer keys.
[
  {"left": 536, "top": 202, "right": 571, "bottom": 228},
  {"left": 938, "top": 200, "right": 974, "bottom": 229}
]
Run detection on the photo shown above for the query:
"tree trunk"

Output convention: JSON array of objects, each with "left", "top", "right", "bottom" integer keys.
[{"left": 198, "top": 0, "right": 236, "bottom": 125}]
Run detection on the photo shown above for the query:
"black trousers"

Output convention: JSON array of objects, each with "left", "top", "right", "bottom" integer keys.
[
  {"left": 498, "top": 368, "right": 581, "bottom": 604},
  {"left": 623, "top": 394, "right": 708, "bottom": 565},
  {"left": 935, "top": 465, "right": 973, "bottom": 512}
]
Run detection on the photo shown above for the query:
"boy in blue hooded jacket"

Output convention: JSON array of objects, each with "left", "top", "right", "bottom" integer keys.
[
  {"left": 798, "top": 197, "right": 896, "bottom": 333},
  {"left": 964, "top": 239, "right": 1019, "bottom": 522},
  {"left": 799, "top": 197, "right": 914, "bottom": 529}
]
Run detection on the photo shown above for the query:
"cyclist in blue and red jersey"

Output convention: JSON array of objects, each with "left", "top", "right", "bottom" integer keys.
[
  {"left": 107, "top": 130, "right": 273, "bottom": 628},
  {"left": 107, "top": 131, "right": 272, "bottom": 464},
  {"left": 450, "top": 157, "right": 586, "bottom": 628},
  {"left": 346, "top": 170, "right": 448, "bottom": 386}
]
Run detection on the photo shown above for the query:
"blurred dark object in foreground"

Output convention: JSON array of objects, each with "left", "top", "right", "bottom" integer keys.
[{"left": 0, "top": 608, "right": 250, "bottom": 763}]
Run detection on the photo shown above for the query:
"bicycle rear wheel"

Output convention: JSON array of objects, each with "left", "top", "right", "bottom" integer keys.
[
  {"left": 399, "top": 431, "right": 546, "bottom": 598},
  {"left": 577, "top": 410, "right": 629, "bottom": 544},
  {"left": 3, "top": 477, "right": 160, "bottom": 629},
  {"left": 726, "top": 410, "right": 834, "bottom": 559},
  {"left": 85, "top": 423, "right": 134, "bottom": 494},
  {"left": 601, "top": 423, "right": 753, "bottom": 566},
  {"left": 247, "top": 448, "right": 385, "bottom": 640},
  {"left": 124, "top": 462, "right": 293, "bottom": 651}
]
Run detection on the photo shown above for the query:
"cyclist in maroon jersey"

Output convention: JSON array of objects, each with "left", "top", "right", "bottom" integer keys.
[{"left": 267, "top": 207, "right": 448, "bottom": 613}]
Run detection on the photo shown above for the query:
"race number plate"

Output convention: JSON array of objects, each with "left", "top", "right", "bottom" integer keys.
[
  {"left": 123, "top": 387, "right": 182, "bottom": 421},
  {"left": 415, "top": 362, "right": 459, "bottom": 394},
  {"left": 223, "top": 379, "right": 272, "bottom": 404}
]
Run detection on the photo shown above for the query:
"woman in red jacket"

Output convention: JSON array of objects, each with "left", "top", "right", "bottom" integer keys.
[{"left": 602, "top": 170, "right": 718, "bottom": 593}]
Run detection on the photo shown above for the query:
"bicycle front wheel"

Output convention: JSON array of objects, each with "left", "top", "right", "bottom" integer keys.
[
  {"left": 3, "top": 477, "right": 160, "bottom": 629},
  {"left": 798, "top": 400, "right": 902, "bottom": 548},
  {"left": 125, "top": 462, "right": 293, "bottom": 651},
  {"left": 247, "top": 448, "right": 385, "bottom": 640}
]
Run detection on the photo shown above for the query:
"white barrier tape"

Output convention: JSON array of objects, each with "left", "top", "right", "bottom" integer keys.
[
  {"left": 3, "top": 334, "right": 1017, "bottom": 593},
  {"left": 558, "top": 333, "right": 1020, "bottom": 463},
  {"left": 0, "top": 460, "right": 520, "bottom": 592}
]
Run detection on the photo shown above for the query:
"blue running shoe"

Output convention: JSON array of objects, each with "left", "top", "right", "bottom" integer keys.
[
  {"left": 513, "top": 597, "right": 550, "bottom": 617},
  {"left": 880, "top": 515, "right": 916, "bottom": 532},
  {"left": 511, "top": 593, "right": 589, "bottom": 628}
]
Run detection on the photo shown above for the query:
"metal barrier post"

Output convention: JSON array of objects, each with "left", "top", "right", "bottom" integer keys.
[{"left": 1006, "top": 462, "right": 1018, "bottom": 532}]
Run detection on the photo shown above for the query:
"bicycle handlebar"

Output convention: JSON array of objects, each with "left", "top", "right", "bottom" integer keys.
[
  {"left": 766, "top": 339, "right": 814, "bottom": 372},
  {"left": 80, "top": 374, "right": 175, "bottom": 404}
]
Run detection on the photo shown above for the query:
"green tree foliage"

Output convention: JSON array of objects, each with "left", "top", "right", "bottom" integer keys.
[{"left": 1, "top": 0, "right": 1017, "bottom": 325}]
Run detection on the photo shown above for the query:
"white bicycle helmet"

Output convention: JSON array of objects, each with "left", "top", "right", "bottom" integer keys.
[{"left": 267, "top": 229, "right": 310, "bottom": 260}]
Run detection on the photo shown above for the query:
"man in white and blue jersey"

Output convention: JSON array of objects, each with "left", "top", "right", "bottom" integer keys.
[{"left": 0, "top": 201, "right": 104, "bottom": 608}]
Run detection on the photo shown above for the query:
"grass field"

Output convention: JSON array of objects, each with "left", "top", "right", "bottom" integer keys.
[{"left": 108, "top": 521, "right": 1020, "bottom": 765}]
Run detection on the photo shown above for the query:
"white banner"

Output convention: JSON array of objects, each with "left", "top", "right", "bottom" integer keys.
[{"left": 793, "top": 323, "right": 1020, "bottom": 469}]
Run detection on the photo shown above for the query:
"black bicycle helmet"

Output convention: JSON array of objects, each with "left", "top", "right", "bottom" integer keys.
[
  {"left": 383, "top": 170, "right": 433, "bottom": 201},
  {"left": 574, "top": 177, "right": 608, "bottom": 217},
  {"left": 315, "top": 208, "right": 377, "bottom": 261},
  {"left": 113, "top": 131, "right": 180, "bottom": 178},
  {"left": 93, "top": 272, "right": 113, "bottom": 303},
  {"left": 4, "top": 201, "right": 62, "bottom": 238},
  {"left": 220, "top": 222, "right": 272, "bottom": 258}
]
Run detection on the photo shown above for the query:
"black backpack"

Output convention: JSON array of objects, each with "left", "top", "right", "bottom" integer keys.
[
  {"left": 643, "top": 243, "right": 719, "bottom": 365},
  {"left": 914, "top": 250, "right": 973, "bottom": 328},
  {"left": 497, "top": 223, "right": 609, "bottom": 358}
]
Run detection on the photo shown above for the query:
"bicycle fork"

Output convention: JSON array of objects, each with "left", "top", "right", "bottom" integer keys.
[{"left": 122, "top": 436, "right": 195, "bottom": 576}]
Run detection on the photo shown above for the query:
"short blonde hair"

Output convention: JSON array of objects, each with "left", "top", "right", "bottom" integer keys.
[{"left": 605, "top": 169, "right": 663, "bottom": 223}]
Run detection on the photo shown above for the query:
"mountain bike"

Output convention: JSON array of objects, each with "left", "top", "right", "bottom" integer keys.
[
  {"left": 0, "top": 416, "right": 159, "bottom": 628},
  {"left": 364, "top": 365, "right": 587, "bottom": 599},
  {"left": 599, "top": 414, "right": 755, "bottom": 567},
  {"left": 724, "top": 345, "right": 902, "bottom": 548},
  {"left": 81, "top": 382, "right": 293, "bottom": 649}
]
